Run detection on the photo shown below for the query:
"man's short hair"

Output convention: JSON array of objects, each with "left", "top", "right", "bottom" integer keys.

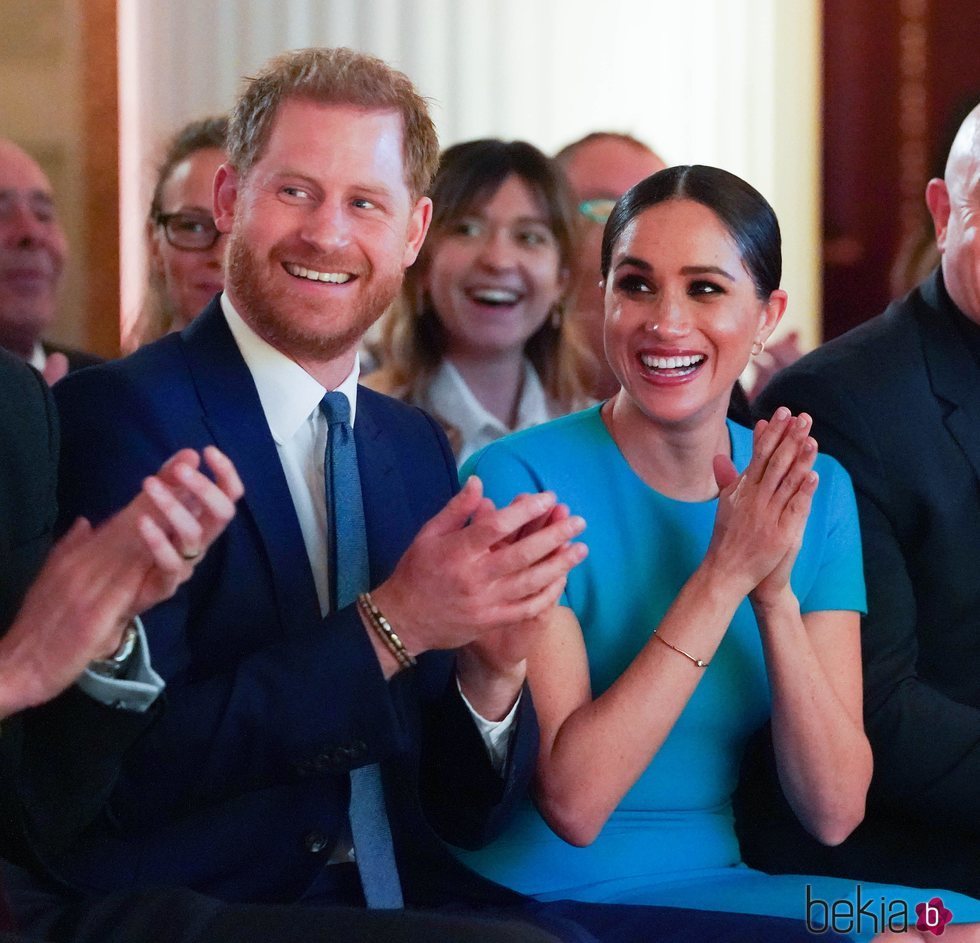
[{"left": 227, "top": 47, "right": 439, "bottom": 200}]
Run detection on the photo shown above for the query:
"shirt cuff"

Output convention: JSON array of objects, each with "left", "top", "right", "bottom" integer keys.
[
  {"left": 455, "top": 674, "right": 521, "bottom": 774},
  {"left": 76, "top": 617, "right": 164, "bottom": 713}
]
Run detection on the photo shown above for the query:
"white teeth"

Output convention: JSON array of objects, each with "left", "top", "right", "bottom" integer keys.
[
  {"left": 285, "top": 263, "right": 352, "bottom": 284},
  {"left": 471, "top": 288, "right": 520, "bottom": 304},
  {"left": 640, "top": 354, "right": 706, "bottom": 370}
]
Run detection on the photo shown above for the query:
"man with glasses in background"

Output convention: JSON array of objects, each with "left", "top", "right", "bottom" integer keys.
[{"left": 554, "top": 132, "right": 665, "bottom": 400}]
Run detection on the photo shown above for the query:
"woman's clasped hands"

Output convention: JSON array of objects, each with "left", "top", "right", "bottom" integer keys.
[{"left": 706, "top": 406, "right": 818, "bottom": 606}]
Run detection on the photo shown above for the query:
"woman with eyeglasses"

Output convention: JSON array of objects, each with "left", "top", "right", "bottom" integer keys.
[
  {"left": 128, "top": 116, "right": 228, "bottom": 350},
  {"left": 452, "top": 165, "right": 980, "bottom": 940},
  {"left": 366, "top": 139, "right": 591, "bottom": 465}
]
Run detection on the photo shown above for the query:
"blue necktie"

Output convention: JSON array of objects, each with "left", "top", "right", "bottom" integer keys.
[{"left": 321, "top": 391, "right": 403, "bottom": 909}]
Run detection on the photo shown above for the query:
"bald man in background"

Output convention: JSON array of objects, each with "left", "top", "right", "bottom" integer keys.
[
  {"left": 555, "top": 133, "right": 665, "bottom": 400},
  {"left": 0, "top": 139, "right": 101, "bottom": 385},
  {"left": 743, "top": 101, "right": 980, "bottom": 897}
]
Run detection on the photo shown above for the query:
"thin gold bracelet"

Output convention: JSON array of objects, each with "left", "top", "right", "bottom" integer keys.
[{"left": 653, "top": 630, "right": 709, "bottom": 668}]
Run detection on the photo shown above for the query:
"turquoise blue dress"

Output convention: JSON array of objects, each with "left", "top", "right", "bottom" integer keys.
[{"left": 456, "top": 405, "right": 980, "bottom": 941}]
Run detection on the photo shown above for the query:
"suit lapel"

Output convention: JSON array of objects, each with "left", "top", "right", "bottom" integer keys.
[
  {"left": 180, "top": 302, "right": 322, "bottom": 634},
  {"left": 918, "top": 274, "right": 980, "bottom": 485}
]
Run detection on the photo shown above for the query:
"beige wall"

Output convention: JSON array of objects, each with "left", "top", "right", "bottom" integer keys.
[
  {"left": 79, "top": 0, "right": 120, "bottom": 357},
  {"left": 0, "top": 0, "right": 87, "bottom": 350},
  {"left": 772, "top": 0, "right": 823, "bottom": 350},
  {"left": 0, "top": 0, "right": 119, "bottom": 357}
]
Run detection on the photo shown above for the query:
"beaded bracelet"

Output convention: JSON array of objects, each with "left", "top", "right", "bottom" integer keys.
[
  {"left": 357, "top": 592, "right": 417, "bottom": 669},
  {"left": 653, "top": 630, "right": 709, "bottom": 668}
]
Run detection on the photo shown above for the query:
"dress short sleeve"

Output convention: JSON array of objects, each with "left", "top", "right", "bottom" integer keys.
[
  {"left": 798, "top": 455, "right": 867, "bottom": 615},
  {"left": 460, "top": 440, "right": 550, "bottom": 509}
]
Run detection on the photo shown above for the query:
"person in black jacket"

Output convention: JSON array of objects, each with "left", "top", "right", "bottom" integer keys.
[
  {"left": 0, "top": 346, "right": 246, "bottom": 940},
  {"left": 744, "top": 101, "right": 980, "bottom": 897}
]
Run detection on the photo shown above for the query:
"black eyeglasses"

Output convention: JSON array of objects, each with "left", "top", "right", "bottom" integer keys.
[{"left": 155, "top": 212, "right": 222, "bottom": 251}]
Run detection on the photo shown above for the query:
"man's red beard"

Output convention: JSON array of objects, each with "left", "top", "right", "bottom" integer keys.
[{"left": 226, "top": 232, "right": 403, "bottom": 363}]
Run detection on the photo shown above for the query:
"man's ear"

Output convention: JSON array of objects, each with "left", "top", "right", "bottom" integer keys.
[
  {"left": 925, "top": 178, "right": 950, "bottom": 252},
  {"left": 213, "top": 163, "right": 239, "bottom": 234},
  {"left": 402, "top": 196, "right": 433, "bottom": 268}
]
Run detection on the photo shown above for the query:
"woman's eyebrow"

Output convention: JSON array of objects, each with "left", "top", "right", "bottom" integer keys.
[
  {"left": 680, "top": 264, "right": 736, "bottom": 281},
  {"left": 612, "top": 255, "right": 652, "bottom": 273}
]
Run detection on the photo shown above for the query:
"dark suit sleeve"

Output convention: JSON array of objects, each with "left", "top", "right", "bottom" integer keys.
[
  {"left": 54, "top": 365, "right": 537, "bottom": 846},
  {"left": 0, "top": 356, "right": 57, "bottom": 865},
  {"left": 408, "top": 408, "right": 539, "bottom": 850},
  {"left": 758, "top": 367, "right": 980, "bottom": 835},
  {"left": 51, "top": 367, "right": 405, "bottom": 814},
  {"left": 0, "top": 357, "right": 57, "bottom": 630},
  {"left": 418, "top": 677, "right": 538, "bottom": 849},
  {"left": 0, "top": 357, "right": 160, "bottom": 865}
]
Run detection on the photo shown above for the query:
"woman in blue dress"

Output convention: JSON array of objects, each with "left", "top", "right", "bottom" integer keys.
[{"left": 456, "top": 166, "right": 980, "bottom": 942}]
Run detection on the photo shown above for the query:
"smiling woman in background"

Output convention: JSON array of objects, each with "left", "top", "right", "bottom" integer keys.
[
  {"left": 366, "top": 138, "right": 590, "bottom": 464},
  {"left": 128, "top": 116, "right": 228, "bottom": 350}
]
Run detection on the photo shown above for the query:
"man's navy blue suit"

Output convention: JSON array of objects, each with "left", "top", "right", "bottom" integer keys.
[{"left": 51, "top": 298, "right": 536, "bottom": 907}]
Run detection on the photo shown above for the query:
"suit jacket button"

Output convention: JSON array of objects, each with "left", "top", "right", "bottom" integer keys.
[
  {"left": 304, "top": 830, "right": 330, "bottom": 854},
  {"left": 349, "top": 740, "right": 367, "bottom": 761},
  {"left": 294, "top": 759, "right": 314, "bottom": 776}
]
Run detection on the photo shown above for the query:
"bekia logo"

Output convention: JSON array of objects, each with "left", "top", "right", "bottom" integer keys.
[
  {"left": 916, "top": 898, "right": 954, "bottom": 936},
  {"left": 805, "top": 885, "right": 953, "bottom": 936}
]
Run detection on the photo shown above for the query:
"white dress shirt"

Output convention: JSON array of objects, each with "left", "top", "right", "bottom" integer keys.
[
  {"left": 420, "top": 359, "right": 559, "bottom": 466},
  {"left": 28, "top": 343, "right": 46, "bottom": 373},
  {"left": 221, "top": 295, "right": 517, "bottom": 766},
  {"left": 223, "top": 294, "right": 357, "bottom": 616}
]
